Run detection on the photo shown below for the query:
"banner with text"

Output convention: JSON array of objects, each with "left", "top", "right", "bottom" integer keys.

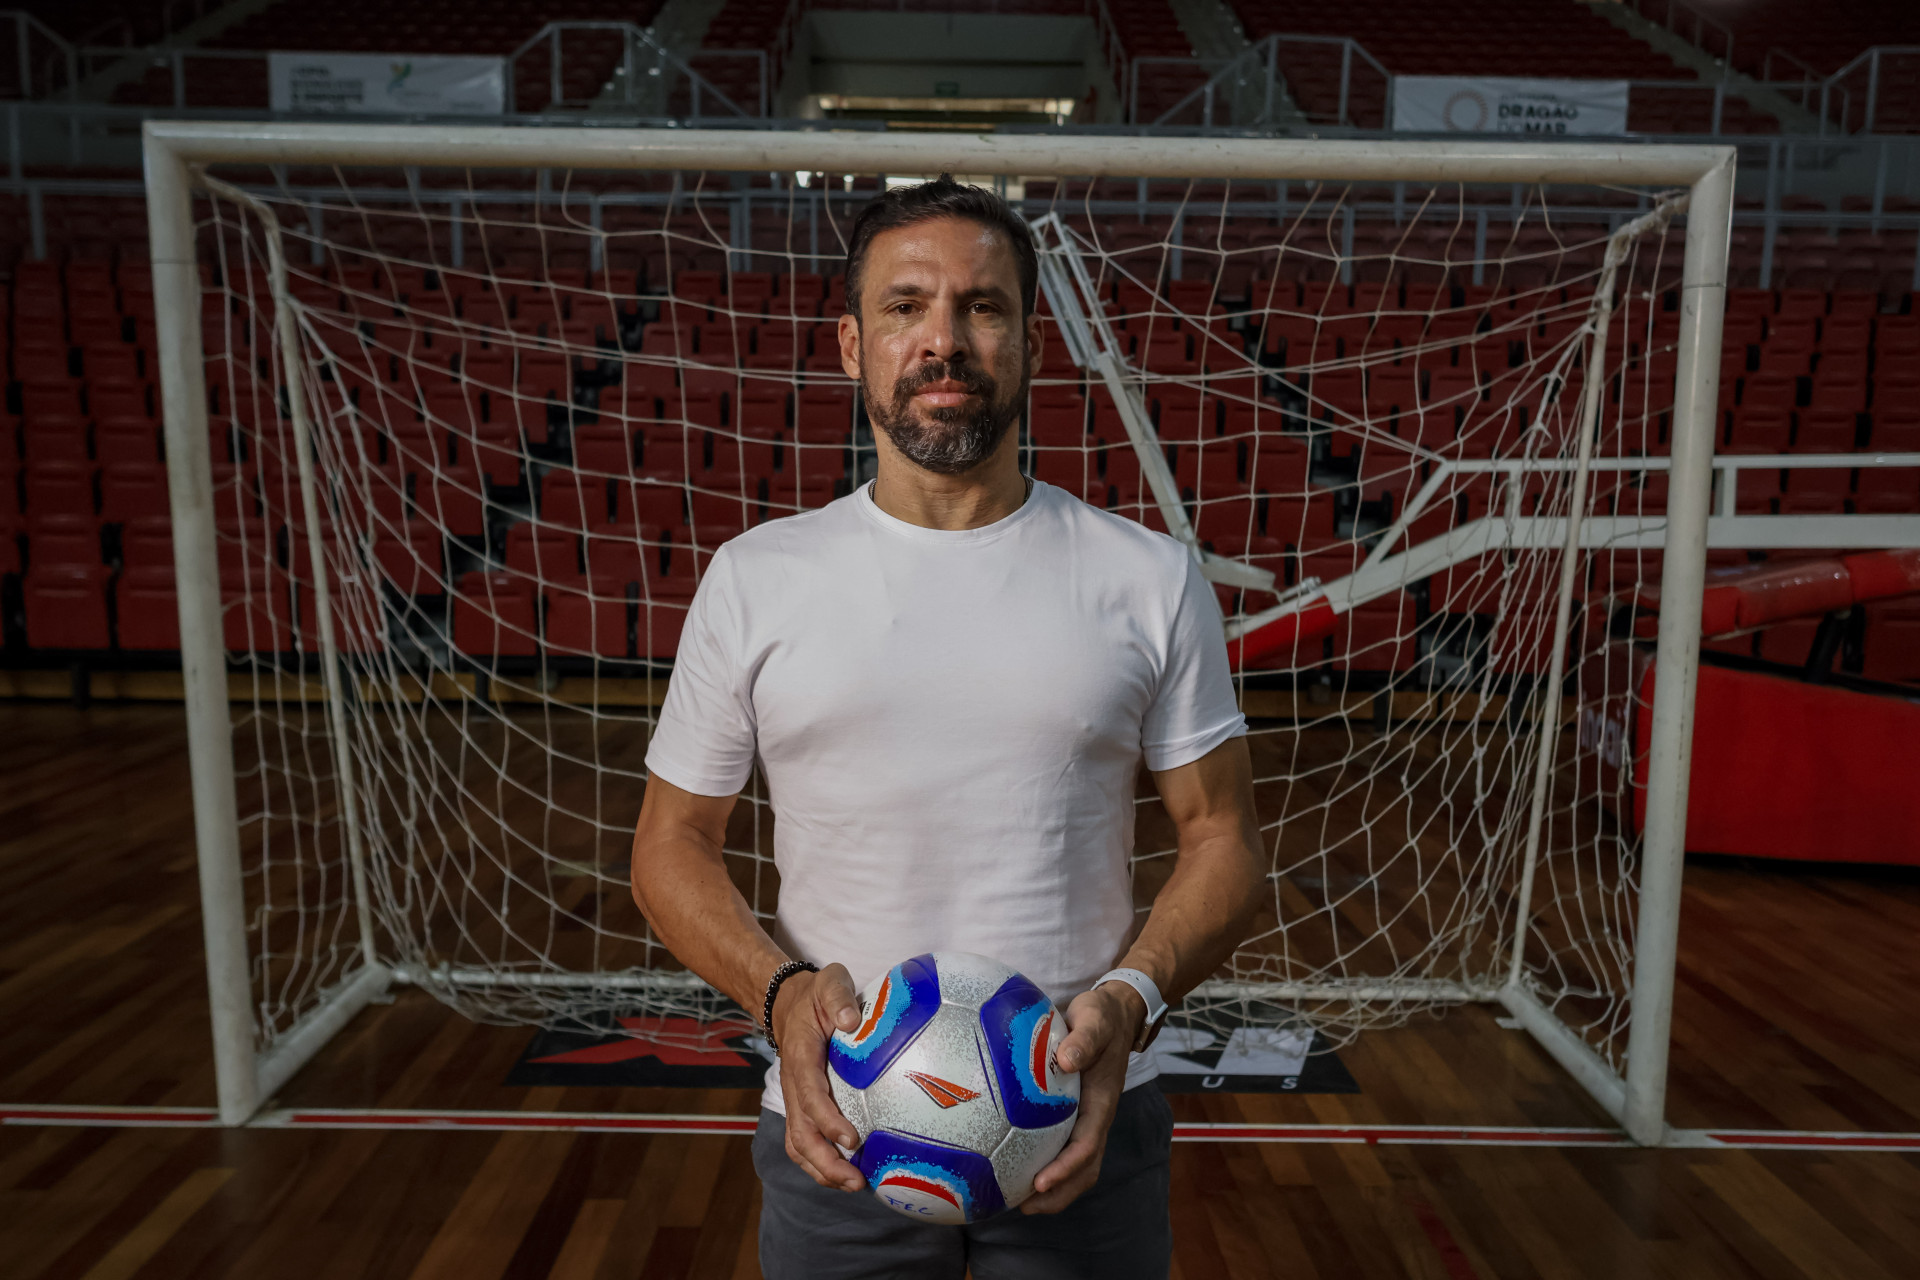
[
  {"left": 270, "top": 53, "right": 508, "bottom": 116},
  {"left": 1393, "top": 76, "right": 1630, "bottom": 136}
]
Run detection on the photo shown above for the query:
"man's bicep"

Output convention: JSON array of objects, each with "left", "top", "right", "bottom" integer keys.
[
  {"left": 635, "top": 771, "right": 739, "bottom": 851},
  {"left": 1148, "top": 734, "right": 1256, "bottom": 838}
]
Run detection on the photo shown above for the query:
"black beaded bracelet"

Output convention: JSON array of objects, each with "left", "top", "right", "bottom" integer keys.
[{"left": 761, "top": 959, "right": 818, "bottom": 1057}]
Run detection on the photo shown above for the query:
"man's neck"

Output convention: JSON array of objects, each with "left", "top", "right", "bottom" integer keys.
[{"left": 869, "top": 436, "right": 1029, "bottom": 532}]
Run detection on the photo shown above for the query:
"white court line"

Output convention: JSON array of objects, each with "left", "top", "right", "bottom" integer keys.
[{"left": 5, "top": 1105, "right": 1920, "bottom": 1151}]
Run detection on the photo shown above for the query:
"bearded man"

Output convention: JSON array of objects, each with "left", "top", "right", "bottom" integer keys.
[{"left": 629, "top": 175, "right": 1263, "bottom": 1279}]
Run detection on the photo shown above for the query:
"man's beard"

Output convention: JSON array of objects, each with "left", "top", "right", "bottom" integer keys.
[{"left": 863, "top": 354, "right": 1028, "bottom": 477}]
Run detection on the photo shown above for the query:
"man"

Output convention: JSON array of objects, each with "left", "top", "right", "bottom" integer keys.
[{"left": 630, "top": 175, "right": 1263, "bottom": 1278}]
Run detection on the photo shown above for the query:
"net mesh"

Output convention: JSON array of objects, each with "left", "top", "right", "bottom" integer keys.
[{"left": 184, "top": 163, "right": 1691, "bottom": 1078}]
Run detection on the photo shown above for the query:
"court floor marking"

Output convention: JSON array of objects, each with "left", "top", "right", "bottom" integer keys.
[{"left": 5, "top": 1105, "right": 1919, "bottom": 1151}]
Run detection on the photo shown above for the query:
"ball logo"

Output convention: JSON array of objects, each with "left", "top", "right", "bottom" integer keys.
[
  {"left": 905, "top": 1071, "right": 980, "bottom": 1109},
  {"left": 875, "top": 1165, "right": 968, "bottom": 1218},
  {"left": 1031, "top": 1011, "right": 1054, "bottom": 1088},
  {"left": 851, "top": 974, "right": 892, "bottom": 1043}
]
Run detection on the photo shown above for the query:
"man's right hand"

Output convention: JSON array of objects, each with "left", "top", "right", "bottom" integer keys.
[{"left": 772, "top": 962, "right": 867, "bottom": 1191}]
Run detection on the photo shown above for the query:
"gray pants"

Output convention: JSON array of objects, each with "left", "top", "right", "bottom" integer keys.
[{"left": 753, "top": 1084, "right": 1174, "bottom": 1280}]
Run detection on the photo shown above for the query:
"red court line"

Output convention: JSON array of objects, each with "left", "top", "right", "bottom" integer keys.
[
  {"left": 1701, "top": 1130, "right": 1920, "bottom": 1151},
  {"left": 1, "top": 1106, "right": 220, "bottom": 1127},
  {"left": 3, "top": 1106, "right": 1917, "bottom": 1151}
]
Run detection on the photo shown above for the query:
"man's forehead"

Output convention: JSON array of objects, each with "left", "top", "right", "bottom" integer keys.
[{"left": 867, "top": 216, "right": 1017, "bottom": 288}]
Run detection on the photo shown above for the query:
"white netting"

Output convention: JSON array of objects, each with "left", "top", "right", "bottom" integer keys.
[{"left": 185, "top": 163, "right": 1692, "bottom": 1077}]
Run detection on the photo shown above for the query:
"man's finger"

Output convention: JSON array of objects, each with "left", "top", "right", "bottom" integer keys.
[
  {"left": 801, "top": 1079, "right": 861, "bottom": 1152},
  {"left": 785, "top": 1134, "right": 839, "bottom": 1190},
  {"left": 1021, "top": 1164, "right": 1098, "bottom": 1215},
  {"left": 1031, "top": 1128, "right": 1099, "bottom": 1195},
  {"left": 1054, "top": 997, "right": 1111, "bottom": 1074},
  {"left": 789, "top": 1110, "right": 864, "bottom": 1190},
  {"left": 815, "top": 962, "right": 862, "bottom": 1034},
  {"left": 1023, "top": 1136, "right": 1101, "bottom": 1214}
]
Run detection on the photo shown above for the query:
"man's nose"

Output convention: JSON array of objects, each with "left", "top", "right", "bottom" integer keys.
[{"left": 917, "top": 298, "right": 966, "bottom": 363}]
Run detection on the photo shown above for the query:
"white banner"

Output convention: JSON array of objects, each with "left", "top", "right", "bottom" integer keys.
[
  {"left": 270, "top": 53, "right": 507, "bottom": 116},
  {"left": 1393, "top": 76, "right": 1630, "bottom": 136}
]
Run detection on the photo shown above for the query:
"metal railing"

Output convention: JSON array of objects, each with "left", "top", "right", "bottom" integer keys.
[
  {"left": 1137, "top": 35, "right": 1762, "bottom": 136},
  {"left": 0, "top": 11, "right": 78, "bottom": 101},
  {"left": 503, "top": 21, "right": 764, "bottom": 118},
  {"left": 1136, "top": 34, "right": 1389, "bottom": 129},
  {"left": 1759, "top": 47, "right": 1823, "bottom": 111},
  {"left": 1817, "top": 46, "right": 1920, "bottom": 138}
]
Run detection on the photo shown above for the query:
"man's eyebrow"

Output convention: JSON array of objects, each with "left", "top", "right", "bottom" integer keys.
[{"left": 873, "top": 282, "right": 1013, "bottom": 303}]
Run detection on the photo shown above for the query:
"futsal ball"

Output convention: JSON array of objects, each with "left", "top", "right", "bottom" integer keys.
[{"left": 826, "top": 951, "right": 1080, "bottom": 1224}]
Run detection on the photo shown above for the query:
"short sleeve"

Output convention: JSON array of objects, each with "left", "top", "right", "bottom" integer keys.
[
  {"left": 1141, "top": 554, "right": 1247, "bottom": 772},
  {"left": 643, "top": 549, "right": 759, "bottom": 797}
]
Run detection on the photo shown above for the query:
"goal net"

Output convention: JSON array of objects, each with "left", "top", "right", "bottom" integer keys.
[{"left": 151, "top": 130, "right": 1728, "bottom": 1136}]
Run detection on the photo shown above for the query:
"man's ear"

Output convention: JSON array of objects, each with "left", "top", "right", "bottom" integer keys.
[
  {"left": 1026, "top": 309, "right": 1044, "bottom": 378},
  {"left": 838, "top": 312, "right": 862, "bottom": 381}
]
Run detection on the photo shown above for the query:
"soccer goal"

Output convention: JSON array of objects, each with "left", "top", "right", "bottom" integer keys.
[{"left": 143, "top": 123, "right": 1733, "bottom": 1143}]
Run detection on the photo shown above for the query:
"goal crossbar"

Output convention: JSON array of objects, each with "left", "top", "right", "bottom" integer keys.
[{"left": 145, "top": 123, "right": 1736, "bottom": 1146}]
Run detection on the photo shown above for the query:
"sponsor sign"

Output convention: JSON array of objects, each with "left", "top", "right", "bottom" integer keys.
[
  {"left": 269, "top": 52, "right": 507, "bottom": 116},
  {"left": 1394, "top": 76, "right": 1630, "bottom": 136}
]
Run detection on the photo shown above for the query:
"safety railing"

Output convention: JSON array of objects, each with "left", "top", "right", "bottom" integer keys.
[
  {"left": 0, "top": 11, "right": 78, "bottom": 101},
  {"left": 1817, "top": 46, "right": 1920, "bottom": 138},
  {"left": 1137, "top": 37, "right": 1769, "bottom": 137},
  {"left": 1759, "top": 47, "right": 1824, "bottom": 112},
  {"left": 505, "top": 21, "right": 762, "bottom": 118},
  {"left": 1136, "top": 34, "right": 1389, "bottom": 129}
]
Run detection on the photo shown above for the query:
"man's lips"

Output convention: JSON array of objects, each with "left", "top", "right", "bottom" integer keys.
[{"left": 911, "top": 379, "right": 978, "bottom": 407}]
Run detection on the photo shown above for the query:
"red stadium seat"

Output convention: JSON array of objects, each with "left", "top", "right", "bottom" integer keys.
[
  {"left": 116, "top": 566, "right": 180, "bottom": 650},
  {"left": 417, "top": 462, "right": 487, "bottom": 539},
  {"left": 540, "top": 467, "right": 613, "bottom": 530},
  {"left": 100, "top": 464, "right": 171, "bottom": 522},
  {"left": 637, "top": 575, "right": 698, "bottom": 658},
  {"left": 543, "top": 576, "right": 631, "bottom": 659},
  {"left": 452, "top": 571, "right": 538, "bottom": 657},
  {"left": 25, "top": 564, "right": 113, "bottom": 649}
]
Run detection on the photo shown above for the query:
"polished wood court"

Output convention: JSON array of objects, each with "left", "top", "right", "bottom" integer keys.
[{"left": 2, "top": 702, "right": 1918, "bottom": 1279}]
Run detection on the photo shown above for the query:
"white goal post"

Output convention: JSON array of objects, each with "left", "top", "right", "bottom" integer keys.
[{"left": 144, "top": 122, "right": 1735, "bottom": 1144}]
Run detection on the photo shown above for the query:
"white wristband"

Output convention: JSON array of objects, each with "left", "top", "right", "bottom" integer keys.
[{"left": 1094, "top": 967, "right": 1169, "bottom": 1052}]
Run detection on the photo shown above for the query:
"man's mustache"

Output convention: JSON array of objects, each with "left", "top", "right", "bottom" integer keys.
[{"left": 895, "top": 360, "right": 997, "bottom": 399}]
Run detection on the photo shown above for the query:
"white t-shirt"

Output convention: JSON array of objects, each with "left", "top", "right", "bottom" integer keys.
[{"left": 644, "top": 480, "right": 1246, "bottom": 1112}]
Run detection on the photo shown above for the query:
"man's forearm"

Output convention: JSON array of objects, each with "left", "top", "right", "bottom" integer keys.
[
  {"left": 1115, "top": 828, "right": 1263, "bottom": 1005},
  {"left": 629, "top": 783, "right": 789, "bottom": 1013}
]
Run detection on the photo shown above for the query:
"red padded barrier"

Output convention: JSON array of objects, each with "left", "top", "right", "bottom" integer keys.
[{"left": 1637, "top": 661, "right": 1920, "bottom": 865}]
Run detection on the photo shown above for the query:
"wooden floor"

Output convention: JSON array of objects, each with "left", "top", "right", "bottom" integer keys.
[{"left": 2, "top": 702, "right": 1918, "bottom": 1279}]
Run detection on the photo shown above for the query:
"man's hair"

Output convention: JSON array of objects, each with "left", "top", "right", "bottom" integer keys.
[{"left": 842, "top": 174, "right": 1038, "bottom": 321}]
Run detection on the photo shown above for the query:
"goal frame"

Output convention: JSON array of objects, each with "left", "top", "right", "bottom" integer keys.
[{"left": 143, "top": 121, "right": 1735, "bottom": 1142}]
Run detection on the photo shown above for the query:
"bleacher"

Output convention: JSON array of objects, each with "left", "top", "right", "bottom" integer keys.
[
  {"left": 1229, "top": 0, "right": 1779, "bottom": 133},
  {"left": 4, "top": 176, "right": 1917, "bottom": 683}
]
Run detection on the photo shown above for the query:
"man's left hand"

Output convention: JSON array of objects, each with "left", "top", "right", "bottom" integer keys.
[{"left": 1020, "top": 980, "right": 1147, "bottom": 1214}]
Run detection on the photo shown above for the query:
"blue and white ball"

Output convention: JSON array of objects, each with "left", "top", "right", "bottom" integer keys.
[{"left": 827, "top": 951, "right": 1080, "bottom": 1224}]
